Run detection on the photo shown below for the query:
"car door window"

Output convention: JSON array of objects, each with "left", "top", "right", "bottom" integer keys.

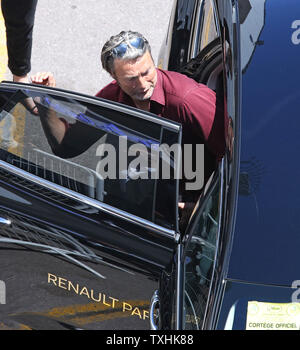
[
  {"left": 188, "top": 0, "right": 220, "bottom": 60},
  {"left": 179, "top": 0, "right": 222, "bottom": 91},
  {"left": 0, "top": 84, "right": 181, "bottom": 229},
  {"left": 183, "top": 171, "right": 222, "bottom": 329},
  {"left": 198, "top": 0, "right": 219, "bottom": 54}
]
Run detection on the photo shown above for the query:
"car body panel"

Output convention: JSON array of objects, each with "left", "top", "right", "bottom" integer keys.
[{"left": 227, "top": 0, "right": 300, "bottom": 287}]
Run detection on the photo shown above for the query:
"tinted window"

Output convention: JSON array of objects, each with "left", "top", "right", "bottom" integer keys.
[
  {"left": 168, "top": 0, "right": 198, "bottom": 70},
  {"left": 0, "top": 86, "right": 180, "bottom": 227},
  {"left": 198, "top": 0, "right": 219, "bottom": 53}
]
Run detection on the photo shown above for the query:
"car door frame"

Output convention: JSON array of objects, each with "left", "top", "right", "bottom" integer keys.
[{"left": 0, "top": 81, "right": 183, "bottom": 278}]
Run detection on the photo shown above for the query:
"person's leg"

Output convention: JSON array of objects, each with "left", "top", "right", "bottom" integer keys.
[{"left": 1, "top": 0, "right": 38, "bottom": 82}]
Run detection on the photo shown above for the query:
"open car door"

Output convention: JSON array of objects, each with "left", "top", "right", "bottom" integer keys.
[{"left": 0, "top": 81, "right": 182, "bottom": 330}]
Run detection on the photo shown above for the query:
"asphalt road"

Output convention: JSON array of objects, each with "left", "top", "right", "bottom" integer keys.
[{"left": 3, "top": 0, "right": 174, "bottom": 96}]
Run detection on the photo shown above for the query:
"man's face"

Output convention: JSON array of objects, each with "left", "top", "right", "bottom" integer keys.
[{"left": 112, "top": 51, "right": 157, "bottom": 102}]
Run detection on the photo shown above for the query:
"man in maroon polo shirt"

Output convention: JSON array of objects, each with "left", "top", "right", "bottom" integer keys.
[
  {"left": 31, "top": 30, "right": 225, "bottom": 209},
  {"left": 99, "top": 31, "right": 225, "bottom": 192},
  {"left": 99, "top": 31, "right": 224, "bottom": 158}
]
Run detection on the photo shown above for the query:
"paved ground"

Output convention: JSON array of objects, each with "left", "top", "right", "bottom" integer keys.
[{"left": 1, "top": 0, "right": 174, "bottom": 95}]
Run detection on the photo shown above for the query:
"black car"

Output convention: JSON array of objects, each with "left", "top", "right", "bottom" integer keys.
[{"left": 0, "top": 0, "right": 300, "bottom": 331}]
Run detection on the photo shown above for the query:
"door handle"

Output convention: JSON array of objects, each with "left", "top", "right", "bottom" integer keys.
[{"left": 150, "top": 290, "right": 160, "bottom": 330}]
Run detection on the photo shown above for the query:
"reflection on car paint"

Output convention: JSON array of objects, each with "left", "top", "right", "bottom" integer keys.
[{"left": 0, "top": 209, "right": 134, "bottom": 279}]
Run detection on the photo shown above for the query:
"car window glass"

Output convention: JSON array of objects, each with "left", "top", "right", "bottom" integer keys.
[
  {"left": 198, "top": 0, "right": 219, "bottom": 53},
  {"left": 183, "top": 175, "right": 221, "bottom": 329},
  {"left": 167, "top": 0, "right": 198, "bottom": 70},
  {"left": 0, "top": 87, "right": 180, "bottom": 228}
]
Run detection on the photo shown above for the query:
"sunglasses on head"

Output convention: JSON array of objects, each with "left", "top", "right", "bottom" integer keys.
[{"left": 111, "top": 37, "right": 145, "bottom": 57}]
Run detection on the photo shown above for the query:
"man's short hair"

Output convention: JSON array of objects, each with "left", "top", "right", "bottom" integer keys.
[{"left": 101, "top": 31, "right": 152, "bottom": 75}]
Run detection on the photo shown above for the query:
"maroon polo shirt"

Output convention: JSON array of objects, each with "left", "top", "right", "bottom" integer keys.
[{"left": 96, "top": 69, "right": 225, "bottom": 160}]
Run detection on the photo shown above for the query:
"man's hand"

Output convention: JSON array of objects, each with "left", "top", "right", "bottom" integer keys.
[{"left": 30, "top": 72, "right": 56, "bottom": 87}]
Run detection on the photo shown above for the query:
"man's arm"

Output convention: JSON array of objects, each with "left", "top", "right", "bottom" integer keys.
[
  {"left": 30, "top": 72, "right": 70, "bottom": 154},
  {"left": 184, "top": 85, "right": 226, "bottom": 160},
  {"left": 30, "top": 72, "right": 104, "bottom": 159}
]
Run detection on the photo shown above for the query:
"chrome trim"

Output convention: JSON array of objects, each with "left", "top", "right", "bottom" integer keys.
[
  {"left": 0, "top": 160, "right": 176, "bottom": 239},
  {"left": 150, "top": 290, "right": 160, "bottom": 330},
  {"left": 0, "top": 217, "right": 11, "bottom": 226},
  {"left": 0, "top": 82, "right": 181, "bottom": 132}
]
